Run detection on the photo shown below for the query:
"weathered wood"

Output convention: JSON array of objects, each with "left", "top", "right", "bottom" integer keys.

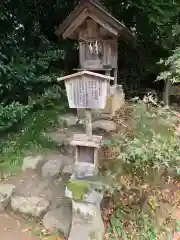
[
  {"left": 63, "top": 8, "right": 88, "bottom": 39},
  {"left": 57, "top": 70, "right": 114, "bottom": 82},
  {"left": 79, "top": 42, "right": 86, "bottom": 68},
  {"left": 55, "top": 0, "right": 133, "bottom": 41},
  {"left": 74, "top": 68, "right": 112, "bottom": 71},
  {"left": 88, "top": 12, "right": 118, "bottom": 36},
  {"left": 78, "top": 37, "right": 117, "bottom": 70},
  {"left": 58, "top": 71, "right": 113, "bottom": 109},
  {"left": 85, "top": 109, "right": 92, "bottom": 136},
  {"left": 78, "top": 146, "right": 94, "bottom": 163},
  {"left": 70, "top": 134, "right": 102, "bottom": 148},
  {"left": 114, "top": 68, "right": 118, "bottom": 85},
  {"left": 163, "top": 80, "right": 171, "bottom": 106},
  {"left": 86, "top": 19, "right": 99, "bottom": 38}
]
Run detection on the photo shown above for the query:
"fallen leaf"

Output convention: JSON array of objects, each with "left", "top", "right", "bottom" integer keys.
[{"left": 22, "top": 228, "right": 30, "bottom": 233}]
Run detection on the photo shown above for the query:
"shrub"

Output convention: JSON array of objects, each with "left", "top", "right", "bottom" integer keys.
[
  {"left": 0, "top": 102, "right": 31, "bottom": 132},
  {"left": 28, "top": 85, "right": 68, "bottom": 111},
  {"left": 119, "top": 102, "right": 180, "bottom": 177}
]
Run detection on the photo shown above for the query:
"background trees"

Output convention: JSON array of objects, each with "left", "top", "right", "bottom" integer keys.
[{"left": 0, "top": 0, "right": 179, "bottom": 131}]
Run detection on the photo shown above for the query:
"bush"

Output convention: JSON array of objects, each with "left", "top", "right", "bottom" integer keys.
[
  {"left": 28, "top": 85, "right": 68, "bottom": 111},
  {"left": 119, "top": 102, "right": 180, "bottom": 177},
  {"left": 0, "top": 102, "right": 31, "bottom": 132},
  {"left": 100, "top": 100, "right": 180, "bottom": 201}
]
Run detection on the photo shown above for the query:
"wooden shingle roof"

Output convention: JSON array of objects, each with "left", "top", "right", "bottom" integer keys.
[{"left": 55, "top": 0, "right": 133, "bottom": 41}]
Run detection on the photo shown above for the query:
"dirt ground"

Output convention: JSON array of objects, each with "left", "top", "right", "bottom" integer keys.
[{"left": 0, "top": 213, "right": 37, "bottom": 240}]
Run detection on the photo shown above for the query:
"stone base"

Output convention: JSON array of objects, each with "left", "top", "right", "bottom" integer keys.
[
  {"left": 69, "top": 215, "right": 104, "bottom": 240},
  {"left": 66, "top": 187, "right": 104, "bottom": 240}
]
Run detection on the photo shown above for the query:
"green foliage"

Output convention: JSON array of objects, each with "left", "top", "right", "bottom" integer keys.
[
  {"left": 107, "top": 208, "right": 157, "bottom": 240},
  {"left": 0, "top": 102, "right": 31, "bottom": 131},
  {"left": 118, "top": 102, "right": 180, "bottom": 177},
  {"left": 176, "top": 220, "right": 180, "bottom": 232},
  {"left": 157, "top": 25, "right": 180, "bottom": 83},
  {"left": 0, "top": 109, "right": 61, "bottom": 172},
  {"left": 157, "top": 46, "right": 180, "bottom": 83},
  {"left": 28, "top": 85, "right": 68, "bottom": 110}
]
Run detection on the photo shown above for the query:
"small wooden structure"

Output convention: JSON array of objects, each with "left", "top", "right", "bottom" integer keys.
[
  {"left": 55, "top": 0, "right": 133, "bottom": 82},
  {"left": 71, "top": 134, "right": 102, "bottom": 163},
  {"left": 57, "top": 70, "right": 114, "bottom": 109}
]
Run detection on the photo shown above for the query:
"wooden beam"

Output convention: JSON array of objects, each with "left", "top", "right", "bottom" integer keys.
[
  {"left": 63, "top": 8, "right": 89, "bottom": 39},
  {"left": 163, "top": 80, "right": 171, "bottom": 106},
  {"left": 57, "top": 70, "right": 114, "bottom": 82},
  {"left": 88, "top": 12, "right": 118, "bottom": 36}
]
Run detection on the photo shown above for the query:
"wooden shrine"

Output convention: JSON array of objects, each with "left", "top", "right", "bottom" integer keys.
[
  {"left": 55, "top": 0, "right": 133, "bottom": 81},
  {"left": 55, "top": 2, "right": 133, "bottom": 239}
]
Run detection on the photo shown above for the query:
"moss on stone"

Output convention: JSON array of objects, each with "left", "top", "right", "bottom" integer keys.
[{"left": 67, "top": 179, "right": 90, "bottom": 201}]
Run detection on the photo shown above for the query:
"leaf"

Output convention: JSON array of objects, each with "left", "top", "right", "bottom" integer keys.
[
  {"left": 32, "top": 229, "right": 42, "bottom": 237},
  {"left": 109, "top": 236, "right": 116, "bottom": 240},
  {"left": 110, "top": 215, "right": 119, "bottom": 227}
]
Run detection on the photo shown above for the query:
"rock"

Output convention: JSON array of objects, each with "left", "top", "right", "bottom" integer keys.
[
  {"left": 92, "top": 120, "right": 117, "bottom": 132},
  {"left": 60, "top": 114, "right": 77, "bottom": 127},
  {"left": 62, "top": 165, "right": 73, "bottom": 175},
  {"left": 43, "top": 204, "right": 72, "bottom": 236},
  {"left": 0, "top": 184, "right": 16, "bottom": 211},
  {"left": 42, "top": 159, "right": 63, "bottom": 178},
  {"left": 46, "top": 132, "right": 67, "bottom": 146},
  {"left": 11, "top": 196, "right": 50, "bottom": 218},
  {"left": 22, "top": 155, "right": 44, "bottom": 171},
  {"left": 61, "top": 156, "right": 74, "bottom": 175}
]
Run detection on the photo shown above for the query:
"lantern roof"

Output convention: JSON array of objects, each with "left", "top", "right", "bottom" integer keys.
[
  {"left": 57, "top": 70, "right": 114, "bottom": 82},
  {"left": 55, "top": 0, "right": 133, "bottom": 41}
]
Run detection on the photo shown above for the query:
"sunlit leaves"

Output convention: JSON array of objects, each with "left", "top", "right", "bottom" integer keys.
[{"left": 157, "top": 46, "right": 180, "bottom": 83}]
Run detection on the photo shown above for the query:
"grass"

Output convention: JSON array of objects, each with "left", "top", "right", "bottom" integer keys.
[{"left": 0, "top": 109, "right": 62, "bottom": 173}]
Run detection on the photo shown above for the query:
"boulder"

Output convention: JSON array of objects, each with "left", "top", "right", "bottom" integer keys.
[
  {"left": 0, "top": 184, "right": 16, "bottom": 211},
  {"left": 46, "top": 132, "right": 68, "bottom": 146},
  {"left": 11, "top": 196, "right": 50, "bottom": 218},
  {"left": 43, "top": 204, "right": 72, "bottom": 236},
  {"left": 41, "top": 159, "right": 63, "bottom": 178},
  {"left": 60, "top": 114, "right": 77, "bottom": 127},
  {"left": 92, "top": 120, "right": 117, "bottom": 132},
  {"left": 22, "top": 155, "right": 44, "bottom": 171}
]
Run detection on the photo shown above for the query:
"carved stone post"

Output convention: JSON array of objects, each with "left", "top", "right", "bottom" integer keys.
[
  {"left": 65, "top": 163, "right": 104, "bottom": 240},
  {"left": 65, "top": 133, "right": 104, "bottom": 240}
]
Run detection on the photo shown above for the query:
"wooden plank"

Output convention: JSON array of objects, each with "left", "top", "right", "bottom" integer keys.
[
  {"left": 71, "top": 134, "right": 102, "bottom": 148},
  {"left": 87, "top": 1, "right": 133, "bottom": 40},
  {"left": 107, "top": 42, "right": 111, "bottom": 66},
  {"left": 74, "top": 68, "right": 112, "bottom": 71},
  {"left": 78, "top": 146, "right": 94, "bottom": 163},
  {"left": 55, "top": 0, "right": 133, "bottom": 41},
  {"left": 110, "top": 39, "right": 118, "bottom": 68},
  {"left": 79, "top": 42, "right": 85, "bottom": 68},
  {"left": 114, "top": 68, "right": 118, "bottom": 85},
  {"left": 85, "top": 109, "right": 92, "bottom": 136},
  {"left": 88, "top": 12, "right": 118, "bottom": 36},
  {"left": 63, "top": 8, "right": 89, "bottom": 39},
  {"left": 86, "top": 19, "right": 99, "bottom": 38},
  {"left": 57, "top": 70, "right": 114, "bottom": 82},
  {"left": 83, "top": 59, "right": 102, "bottom": 69},
  {"left": 162, "top": 80, "right": 171, "bottom": 106},
  {"left": 55, "top": 3, "right": 86, "bottom": 37}
]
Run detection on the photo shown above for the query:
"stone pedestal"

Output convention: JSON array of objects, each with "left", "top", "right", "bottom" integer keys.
[
  {"left": 66, "top": 186, "right": 104, "bottom": 240},
  {"left": 103, "top": 85, "right": 125, "bottom": 115},
  {"left": 65, "top": 161, "right": 104, "bottom": 240}
]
